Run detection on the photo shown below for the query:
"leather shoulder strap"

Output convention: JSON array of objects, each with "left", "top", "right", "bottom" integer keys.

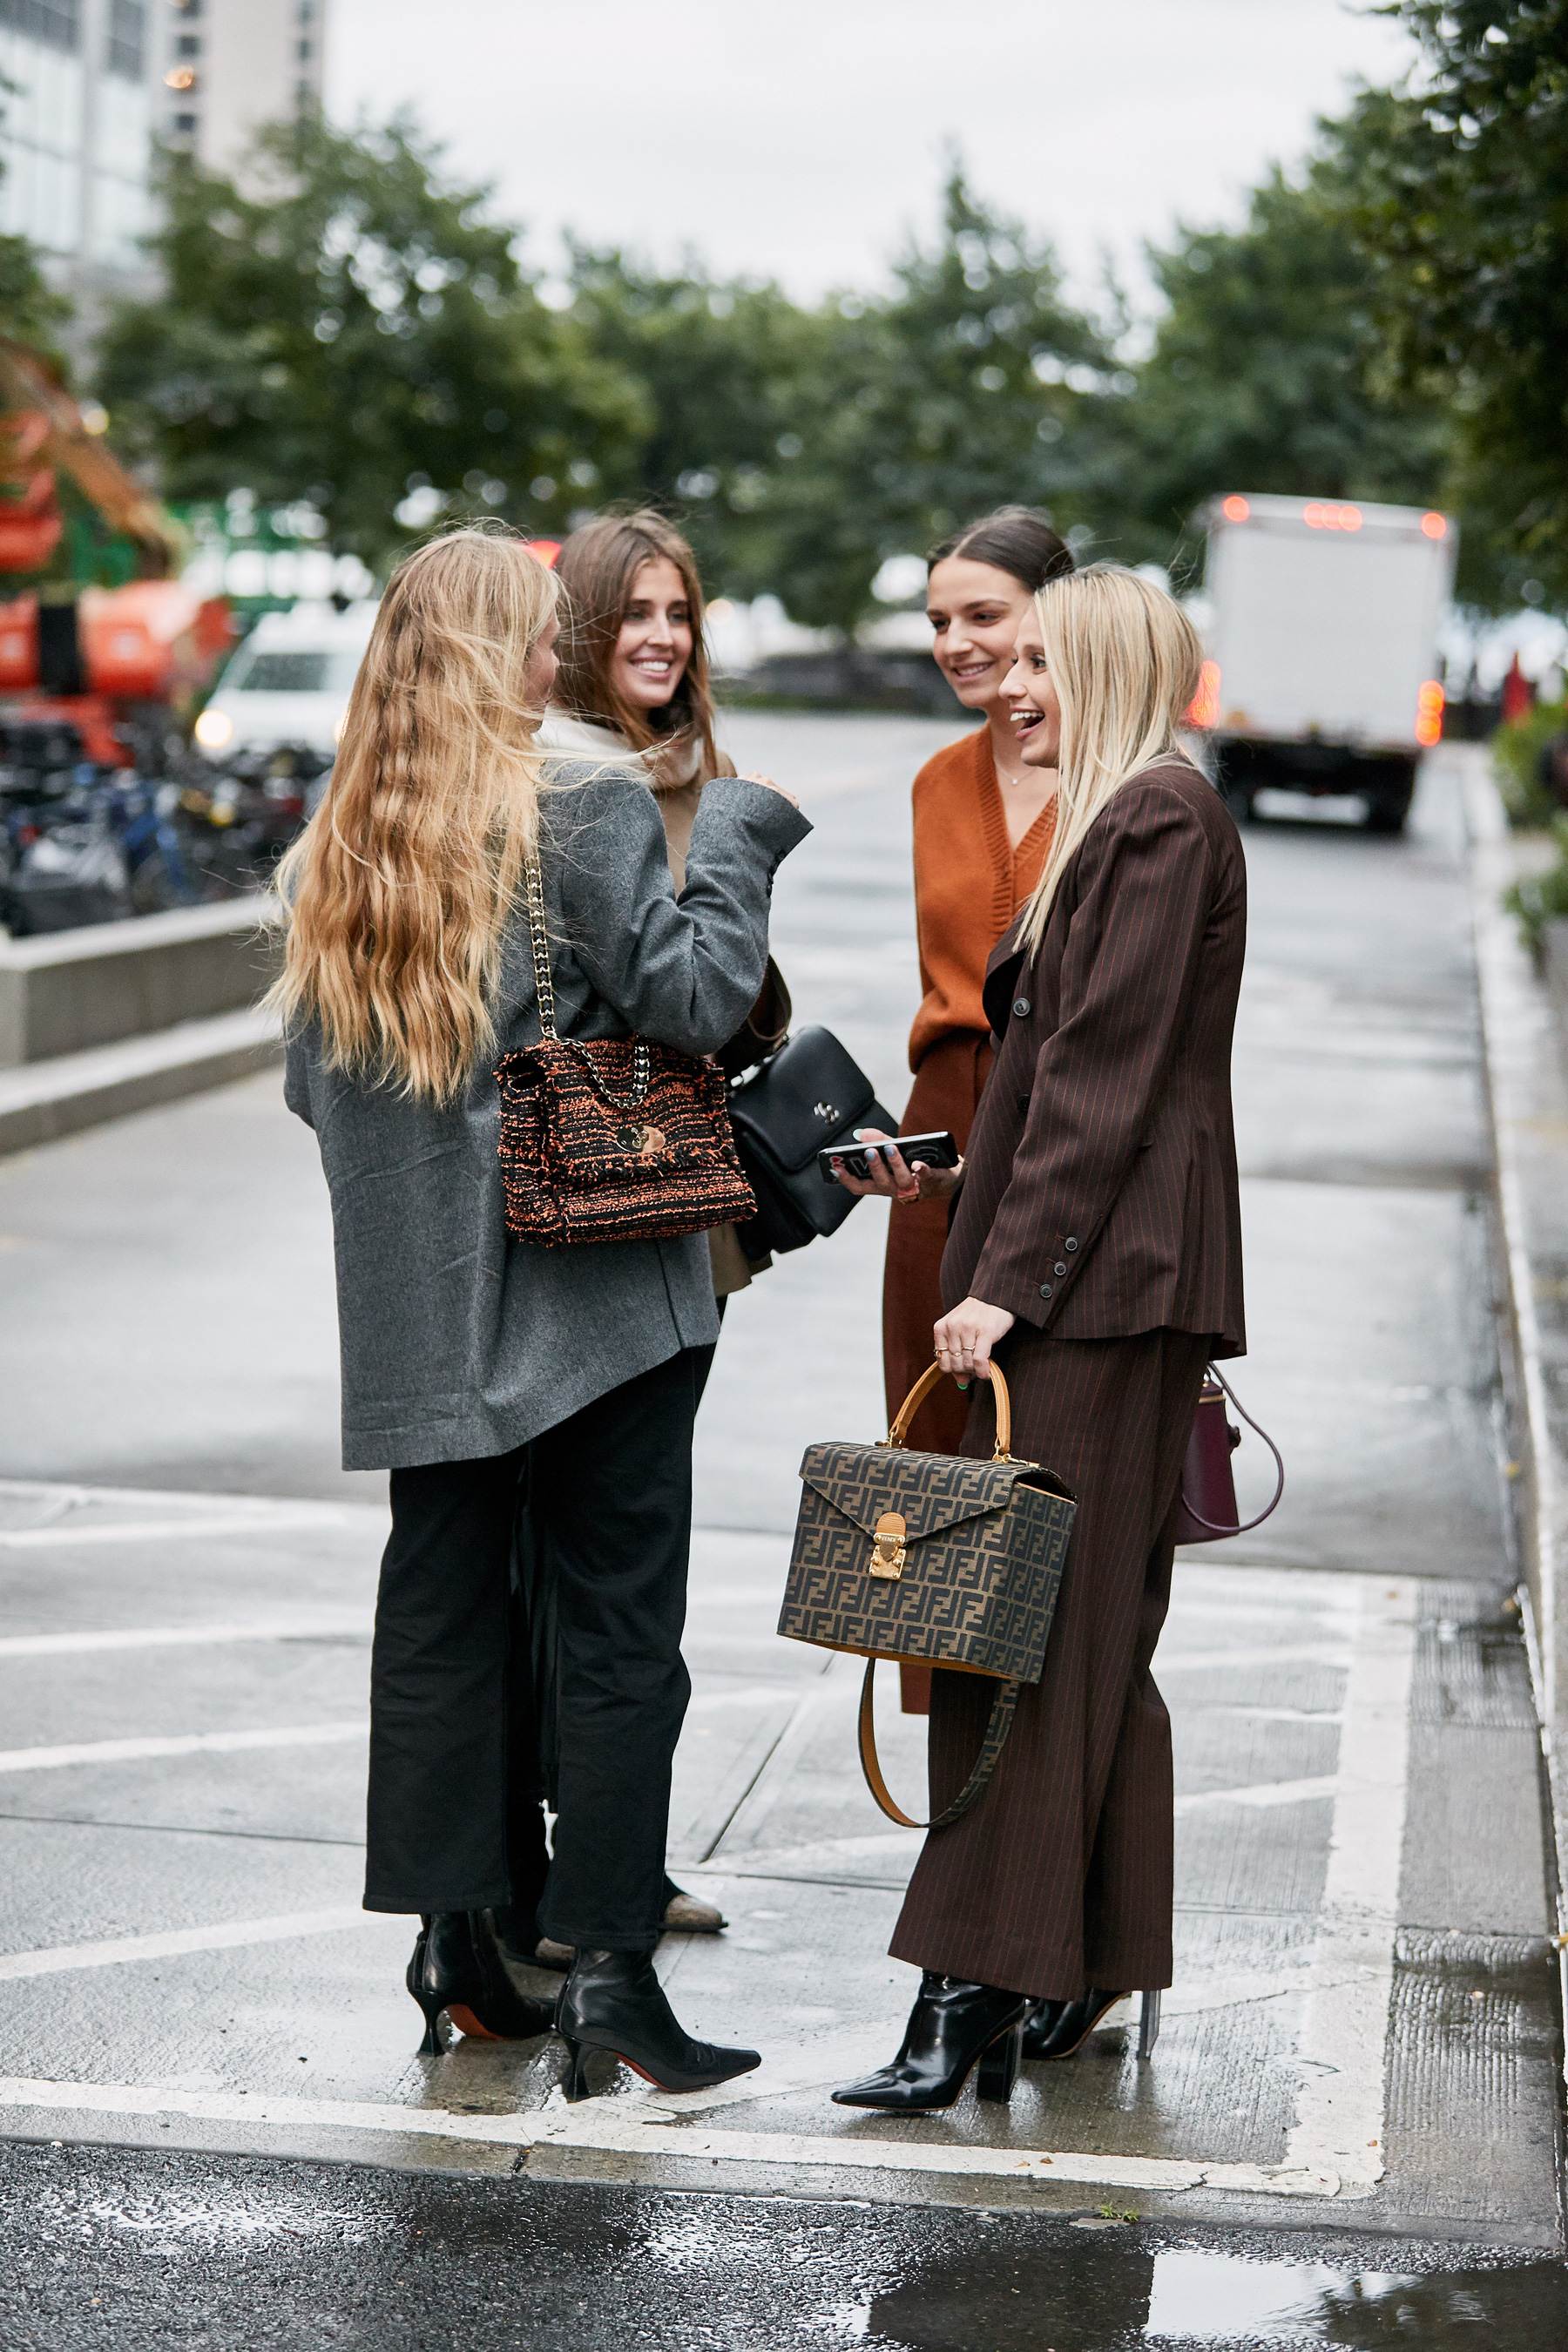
[{"left": 857, "top": 1658, "right": 1020, "bottom": 1831}]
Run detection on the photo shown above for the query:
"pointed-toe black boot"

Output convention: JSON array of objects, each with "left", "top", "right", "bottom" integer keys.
[
  {"left": 831, "top": 1974, "right": 1032, "bottom": 2112},
  {"left": 1021, "top": 1998, "right": 1069, "bottom": 2059},
  {"left": 406, "top": 1911, "right": 555, "bottom": 2052},
  {"left": 554, "top": 1947, "right": 760, "bottom": 2101},
  {"left": 1027, "top": 1988, "right": 1129, "bottom": 2060},
  {"left": 463, "top": 1908, "right": 558, "bottom": 2041},
  {"left": 407, "top": 1912, "right": 481, "bottom": 2053}
]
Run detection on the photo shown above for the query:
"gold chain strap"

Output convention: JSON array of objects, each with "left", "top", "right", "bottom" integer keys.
[{"left": 522, "top": 854, "right": 650, "bottom": 1111}]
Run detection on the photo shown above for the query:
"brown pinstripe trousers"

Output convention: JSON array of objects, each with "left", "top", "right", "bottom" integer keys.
[{"left": 889, "top": 1325, "right": 1210, "bottom": 2001}]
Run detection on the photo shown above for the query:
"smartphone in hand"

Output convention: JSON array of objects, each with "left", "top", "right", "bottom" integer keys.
[{"left": 819, "top": 1131, "right": 960, "bottom": 1186}]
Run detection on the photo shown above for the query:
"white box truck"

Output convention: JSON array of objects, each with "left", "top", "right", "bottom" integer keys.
[{"left": 1198, "top": 493, "right": 1456, "bottom": 834}]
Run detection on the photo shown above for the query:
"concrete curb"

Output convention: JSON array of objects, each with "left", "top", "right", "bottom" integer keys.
[
  {"left": 0, "top": 1007, "right": 283, "bottom": 1159},
  {"left": 1465, "top": 761, "right": 1568, "bottom": 2043},
  {"left": 0, "top": 896, "right": 281, "bottom": 1067}
]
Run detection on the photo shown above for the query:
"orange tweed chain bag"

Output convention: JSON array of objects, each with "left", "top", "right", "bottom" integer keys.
[{"left": 496, "top": 855, "right": 756, "bottom": 1248}]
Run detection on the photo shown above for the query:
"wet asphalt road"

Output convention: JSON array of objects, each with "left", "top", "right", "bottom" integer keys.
[
  {"left": 4, "top": 2142, "right": 1568, "bottom": 2351},
  {"left": 1, "top": 719, "right": 1565, "bottom": 2343}
]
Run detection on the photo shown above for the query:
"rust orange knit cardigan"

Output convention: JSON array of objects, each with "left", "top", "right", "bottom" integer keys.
[{"left": 907, "top": 726, "right": 1057, "bottom": 1071}]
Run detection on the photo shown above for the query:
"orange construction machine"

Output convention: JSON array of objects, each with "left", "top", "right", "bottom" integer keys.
[{"left": 0, "top": 339, "right": 232, "bottom": 766}]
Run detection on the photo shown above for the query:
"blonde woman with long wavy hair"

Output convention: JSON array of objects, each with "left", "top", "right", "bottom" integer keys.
[
  {"left": 833, "top": 564, "right": 1247, "bottom": 2113},
  {"left": 277, "top": 527, "right": 808, "bottom": 2097}
]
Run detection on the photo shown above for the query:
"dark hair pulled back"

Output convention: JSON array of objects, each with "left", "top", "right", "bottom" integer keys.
[{"left": 928, "top": 504, "right": 1074, "bottom": 592}]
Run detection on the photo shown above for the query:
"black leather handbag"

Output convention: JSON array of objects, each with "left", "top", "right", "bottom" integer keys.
[
  {"left": 727, "top": 1024, "right": 896, "bottom": 1256},
  {"left": 780, "top": 1362, "right": 1077, "bottom": 1828}
]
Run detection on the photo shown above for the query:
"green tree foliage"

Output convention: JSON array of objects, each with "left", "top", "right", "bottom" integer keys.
[
  {"left": 0, "top": 233, "right": 71, "bottom": 358},
  {"left": 747, "top": 173, "right": 1113, "bottom": 633},
  {"left": 96, "top": 117, "right": 644, "bottom": 566},
  {"left": 1098, "top": 160, "right": 1450, "bottom": 579},
  {"left": 1341, "top": 2, "right": 1568, "bottom": 609},
  {"left": 565, "top": 174, "right": 1112, "bottom": 636},
  {"left": 566, "top": 247, "right": 816, "bottom": 593},
  {"left": 92, "top": 65, "right": 1568, "bottom": 632}
]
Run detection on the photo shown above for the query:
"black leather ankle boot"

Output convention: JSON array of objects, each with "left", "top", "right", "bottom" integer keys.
[
  {"left": 554, "top": 1947, "right": 760, "bottom": 2100},
  {"left": 465, "top": 1908, "right": 557, "bottom": 2039},
  {"left": 832, "top": 1973, "right": 1032, "bottom": 2112},
  {"left": 405, "top": 1911, "right": 554, "bottom": 2053},
  {"left": 1025, "top": 1988, "right": 1128, "bottom": 2060}
]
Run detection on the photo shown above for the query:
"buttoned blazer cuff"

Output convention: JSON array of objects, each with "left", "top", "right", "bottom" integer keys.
[{"left": 968, "top": 1254, "right": 1063, "bottom": 1332}]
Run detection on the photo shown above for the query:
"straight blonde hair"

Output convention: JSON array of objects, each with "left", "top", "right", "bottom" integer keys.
[
  {"left": 1018, "top": 564, "right": 1205, "bottom": 956},
  {"left": 268, "top": 527, "right": 559, "bottom": 1105}
]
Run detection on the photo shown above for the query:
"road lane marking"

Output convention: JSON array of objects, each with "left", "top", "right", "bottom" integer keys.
[
  {"left": 0, "top": 1619, "right": 370, "bottom": 1660},
  {"left": 0, "top": 1477, "right": 377, "bottom": 1530},
  {"left": 0, "top": 1908, "right": 409, "bottom": 1982},
  {"left": 0, "top": 1515, "right": 355, "bottom": 1551},
  {"left": 1157, "top": 1646, "right": 1350, "bottom": 1673},
  {"left": 1173, "top": 1776, "right": 1339, "bottom": 1816},
  {"left": 1281, "top": 1577, "right": 1417, "bottom": 2193},
  {"left": 0, "top": 1721, "right": 367, "bottom": 1774},
  {"left": 0, "top": 2073, "right": 1343, "bottom": 2198}
]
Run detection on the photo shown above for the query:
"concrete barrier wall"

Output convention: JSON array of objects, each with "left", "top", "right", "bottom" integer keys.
[{"left": 0, "top": 898, "right": 283, "bottom": 1066}]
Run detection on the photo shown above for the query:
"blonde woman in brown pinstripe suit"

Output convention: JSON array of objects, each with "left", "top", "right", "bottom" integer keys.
[{"left": 833, "top": 565, "right": 1247, "bottom": 2112}]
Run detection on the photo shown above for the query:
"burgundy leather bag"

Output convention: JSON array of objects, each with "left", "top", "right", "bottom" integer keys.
[{"left": 1172, "top": 1365, "right": 1284, "bottom": 1544}]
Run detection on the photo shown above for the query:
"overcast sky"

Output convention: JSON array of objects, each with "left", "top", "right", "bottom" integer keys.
[{"left": 326, "top": 0, "right": 1417, "bottom": 317}]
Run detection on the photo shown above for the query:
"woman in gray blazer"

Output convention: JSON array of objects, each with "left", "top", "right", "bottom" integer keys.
[{"left": 274, "top": 528, "right": 808, "bottom": 2098}]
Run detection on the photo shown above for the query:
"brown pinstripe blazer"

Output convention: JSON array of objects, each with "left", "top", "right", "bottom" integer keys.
[{"left": 940, "top": 757, "right": 1247, "bottom": 1356}]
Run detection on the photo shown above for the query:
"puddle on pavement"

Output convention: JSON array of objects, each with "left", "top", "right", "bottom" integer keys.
[{"left": 866, "top": 2239, "right": 1568, "bottom": 2349}]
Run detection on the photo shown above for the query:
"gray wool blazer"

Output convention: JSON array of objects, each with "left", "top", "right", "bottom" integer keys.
[{"left": 284, "top": 760, "right": 811, "bottom": 1470}]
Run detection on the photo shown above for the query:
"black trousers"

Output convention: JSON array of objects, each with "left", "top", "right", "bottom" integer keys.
[{"left": 364, "top": 1348, "right": 706, "bottom": 1948}]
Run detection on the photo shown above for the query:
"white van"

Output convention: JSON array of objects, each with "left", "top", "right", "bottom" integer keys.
[
  {"left": 193, "top": 600, "right": 378, "bottom": 760},
  {"left": 1200, "top": 495, "right": 1456, "bottom": 834}
]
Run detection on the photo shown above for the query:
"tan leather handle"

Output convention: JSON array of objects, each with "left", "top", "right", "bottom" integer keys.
[
  {"left": 858, "top": 1658, "right": 1022, "bottom": 1829},
  {"left": 888, "top": 1358, "right": 1012, "bottom": 1461}
]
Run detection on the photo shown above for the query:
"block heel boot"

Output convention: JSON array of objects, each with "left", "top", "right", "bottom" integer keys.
[
  {"left": 832, "top": 1974, "right": 1033, "bottom": 2112},
  {"left": 977, "top": 2017, "right": 1024, "bottom": 2103},
  {"left": 555, "top": 1948, "right": 760, "bottom": 2100},
  {"left": 1024, "top": 1988, "right": 1130, "bottom": 2061}
]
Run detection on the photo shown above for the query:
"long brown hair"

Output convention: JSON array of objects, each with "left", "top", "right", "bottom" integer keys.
[
  {"left": 1018, "top": 564, "right": 1204, "bottom": 955},
  {"left": 551, "top": 510, "right": 719, "bottom": 781},
  {"left": 268, "top": 527, "right": 558, "bottom": 1105}
]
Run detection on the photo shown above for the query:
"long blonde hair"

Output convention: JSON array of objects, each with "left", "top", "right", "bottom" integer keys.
[
  {"left": 269, "top": 528, "right": 558, "bottom": 1104},
  {"left": 1018, "top": 564, "right": 1204, "bottom": 955}
]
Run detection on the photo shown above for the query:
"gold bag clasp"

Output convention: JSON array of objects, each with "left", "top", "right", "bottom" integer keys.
[{"left": 869, "top": 1511, "right": 907, "bottom": 1579}]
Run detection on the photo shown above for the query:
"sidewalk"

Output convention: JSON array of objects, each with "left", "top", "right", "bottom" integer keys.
[{"left": 0, "top": 1478, "right": 1553, "bottom": 2239}]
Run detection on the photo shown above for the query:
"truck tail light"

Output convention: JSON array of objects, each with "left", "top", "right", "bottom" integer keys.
[
  {"left": 1420, "top": 512, "right": 1447, "bottom": 540},
  {"left": 1221, "top": 495, "right": 1249, "bottom": 522},
  {"left": 1303, "top": 502, "right": 1362, "bottom": 531},
  {"left": 1416, "top": 680, "right": 1444, "bottom": 747},
  {"left": 1187, "top": 659, "right": 1220, "bottom": 729}
]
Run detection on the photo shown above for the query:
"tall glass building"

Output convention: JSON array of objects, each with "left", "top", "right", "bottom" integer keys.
[
  {"left": 0, "top": 1, "right": 328, "bottom": 321},
  {"left": 0, "top": 0, "right": 156, "bottom": 290}
]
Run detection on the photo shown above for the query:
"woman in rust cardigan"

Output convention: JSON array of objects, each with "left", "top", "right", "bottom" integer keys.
[
  {"left": 880, "top": 510, "right": 1074, "bottom": 1467},
  {"left": 833, "top": 564, "right": 1247, "bottom": 2112}
]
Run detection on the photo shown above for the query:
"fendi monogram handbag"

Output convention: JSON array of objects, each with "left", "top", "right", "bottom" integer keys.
[
  {"left": 496, "top": 855, "right": 757, "bottom": 1248},
  {"left": 780, "top": 1362, "right": 1077, "bottom": 1829}
]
